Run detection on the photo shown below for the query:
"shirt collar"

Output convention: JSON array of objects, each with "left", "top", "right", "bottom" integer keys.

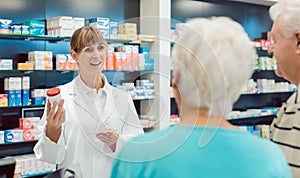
[{"left": 76, "top": 74, "right": 110, "bottom": 96}]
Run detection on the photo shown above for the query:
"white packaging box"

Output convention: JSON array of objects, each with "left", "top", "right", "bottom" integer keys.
[
  {"left": 0, "top": 59, "right": 13, "bottom": 70},
  {"left": 139, "top": 54, "right": 145, "bottom": 70},
  {"left": 47, "top": 16, "right": 73, "bottom": 29},
  {"left": 73, "top": 17, "right": 85, "bottom": 30},
  {"left": 31, "top": 89, "right": 46, "bottom": 98},
  {"left": 122, "top": 23, "right": 137, "bottom": 31},
  {"left": 0, "top": 131, "right": 4, "bottom": 144},
  {"left": 89, "top": 22, "right": 106, "bottom": 29},
  {"left": 15, "top": 77, "right": 22, "bottom": 90},
  {"left": 52, "top": 27, "right": 73, "bottom": 36},
  {"left": 88, "top": 17, "right": 110, "bottom": 29},
  {"left": 28, "top": 51, "right": 52, "bottom": 61},
  {"left": 22, "top": 76, "right": 30, "bottom": 90},
  {"left": 109, "top": 22, "right": 118, "bottom": 39},
  {"left": 13, "top": 155, "right": 23, "bottom": 178},
  {"left": 98, "top": 29, "right": 109, "bottom": 39},
  {"left": 0, "top": 18, "right": 12, "bottom": 28},
  {"left": 117, "top": 34, "right": 128, "bottom": 40},
  {"left": 126, "top": 34, "right": 138, "bottom": 40},
  {"left": 27, "top": 60, "right": 53, "bottom": 70}
]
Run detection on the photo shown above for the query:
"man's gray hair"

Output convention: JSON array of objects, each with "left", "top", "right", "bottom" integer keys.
[{"left": 269, "top": 0, "right": 300, "bottom": 38}]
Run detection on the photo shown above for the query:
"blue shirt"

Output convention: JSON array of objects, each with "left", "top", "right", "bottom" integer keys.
[{"left": 111, "top": 126, "right": 291, "bottom": 178}]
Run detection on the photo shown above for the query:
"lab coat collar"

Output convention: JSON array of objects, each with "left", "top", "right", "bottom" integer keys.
[{"left": 73, "top": 75, "right": 118, "bottom": 124}]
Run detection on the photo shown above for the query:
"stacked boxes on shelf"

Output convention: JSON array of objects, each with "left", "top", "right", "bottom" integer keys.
[
  {"left": 3, "top": 77, "right": 30, "bottom": 107},
  {"left": 28, "top": 51, "right": 53, "bottom": 70},
  {"left": 87, "top": 17, "right": 110, "bottom": 39},
  {"left": 117, "top": 23, "right": 137, "bottom": 40},
  {"left": 56, "top": 54, "right": 78, "bottom": 70},
  {"left": 46, "top": 16, "right": 84, "bottom": 36},
  {"left": 238, "top": 125, "right": 270, "bottom": 139},
  {"left": 31, "top": 89, "right": 46, "bottom": 105},
  {"left": 104, "top": 45, "right": 154, "bottom": 71},
  {"left": 139, "top": 115, "right": 156, "bottom": 129},
  {"left": 118, "top": 79, "right": 155, "bottom": 100},
  {"left": 0, "top": 117, "right": 40, "bottom": 144},
  {"left": 13, "top": 154, "right": 56, "bottom": 177},
  {"left": 22, "top": 20, "right": 45, "bottom": 35},
  {"left": 19, "top": 117, "right": 40, "bottom": 141},
  {"left": 241, "top": 78, "right": 297, "bottom": 94},
  {"left": 4, "top": 77, "right": 22, "bottom": 106}
]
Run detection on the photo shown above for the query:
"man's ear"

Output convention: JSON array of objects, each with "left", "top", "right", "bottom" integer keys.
[
  {"left": 70, "top": 50, "right": 78, "bottom": 61},
  {"left": 296, "top": 31, "right": 300, "bottom": 55}
]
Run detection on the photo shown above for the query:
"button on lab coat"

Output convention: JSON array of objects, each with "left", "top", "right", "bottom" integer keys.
[{"left": 34, "top": 75, "right": 144, "bottom": 178}]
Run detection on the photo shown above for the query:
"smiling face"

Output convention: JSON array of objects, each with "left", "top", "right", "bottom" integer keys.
[
  {"left": 70, "top": 26, "right": 108, "bottom": 80},
  {"left": 74, "top": 42, "right": 106, "bottom": 77},
  {"left": 268, "top": 17, "right": 300, "bottom": 85}
]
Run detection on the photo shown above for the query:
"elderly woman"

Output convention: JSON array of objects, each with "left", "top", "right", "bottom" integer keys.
[{"left": 111, "top": 17, "right": 291, "bottom": 178}]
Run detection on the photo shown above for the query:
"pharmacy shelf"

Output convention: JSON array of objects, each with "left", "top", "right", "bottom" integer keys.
[
  {"left": 0, "top": 34, "right": 154, "bottom": 44},
  {"left": 0, "top": 104, "right": 44, "bottom": 109},
  {"left": 252, "top": 70, "right": 288, "bottom": 82},
  {"left": 228, "top": 115, "right": 275, "bottom": 126},
  {"left": 0, "top": 141, "right": 37, "bottom": 158},
  {"left": 233, "top": 91, "right": 293, "bottom": 110},
  {"left": 0, "top": 34, "right": 70, "bottom": 42}
]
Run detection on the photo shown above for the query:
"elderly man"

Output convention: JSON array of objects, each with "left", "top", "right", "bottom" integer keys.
[{"left": 268, "top": 0, "right": 300, "bottom": 177}]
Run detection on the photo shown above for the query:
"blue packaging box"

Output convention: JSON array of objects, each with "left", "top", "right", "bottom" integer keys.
[
  {"left": 15, "top": 90, "right": 22, "bottom": 106},
  {"left": 22, "top": 90, "right": 30, "bottom": 106},
  {"left": 4, "top": 90, "right": 15, "bottom": 106},
  {"left": 32, "top": 97, "right": 45, "bottom": 105}
]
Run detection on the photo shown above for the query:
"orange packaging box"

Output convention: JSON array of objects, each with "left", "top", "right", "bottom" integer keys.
[{"left": 0, "top": 94, "right": 8, "bottom": 107}]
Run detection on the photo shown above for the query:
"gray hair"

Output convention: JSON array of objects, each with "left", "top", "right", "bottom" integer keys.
[
  {"left": 172, "top": 17, "right": 255, "bottom": 117},
  {"left": 269, "top": 0, "right": 300, "bottom": 38}
]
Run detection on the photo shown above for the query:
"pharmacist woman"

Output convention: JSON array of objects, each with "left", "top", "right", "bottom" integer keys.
[{"left": 34, "top": 26, "right": 144, "bottom": 178}]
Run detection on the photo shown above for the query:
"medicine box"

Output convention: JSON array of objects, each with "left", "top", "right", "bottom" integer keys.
[
  {"left": 28, "top": 51, "right": 52, "bottom": 61},
  {"left": 19, "top": 117, "right": 40, "bottom": 130},
  {"left": 4, "top": 129, "right": 24, "bottom": 143},
  {"left": 0, "top": 131, "right": 4, "bottom": 144},
  {"left": 17, "top": 63, "right": 34, "bottom": 70},
  {"left": 87, "top": 17, "right": 110, "bottom": 29},
  {"left": 0, "top": 94, "right": 8, "bottom": 107},
  {"left": 22, "top": 25, "right": 30, "bottom": 34},
  {"left": 11, "top": 25, "right": 22, "bottom": 34},
  {"left": 0, "top": 59, "right": 13, "bottom": 70},
  {"left": 109, "top": 22, "right": 118, "bottom": 39},
  {"left": 23, "top": 20, "right": 45, "bottom": 35},
  {"left": 0, "top": 18, "right": 12, "bottom": 34}
]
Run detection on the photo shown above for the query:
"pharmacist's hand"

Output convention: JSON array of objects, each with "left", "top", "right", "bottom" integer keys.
[
  {"left": 46, "top": 99, "right": 65, "bottom": 143},
  {"left": 96, "top": 128, "right": 119, "bottom": 147}
]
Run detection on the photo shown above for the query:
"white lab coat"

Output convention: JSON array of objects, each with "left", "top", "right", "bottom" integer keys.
[{"left": 34, "top": 75, "right": 144, "bottom": 178}]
